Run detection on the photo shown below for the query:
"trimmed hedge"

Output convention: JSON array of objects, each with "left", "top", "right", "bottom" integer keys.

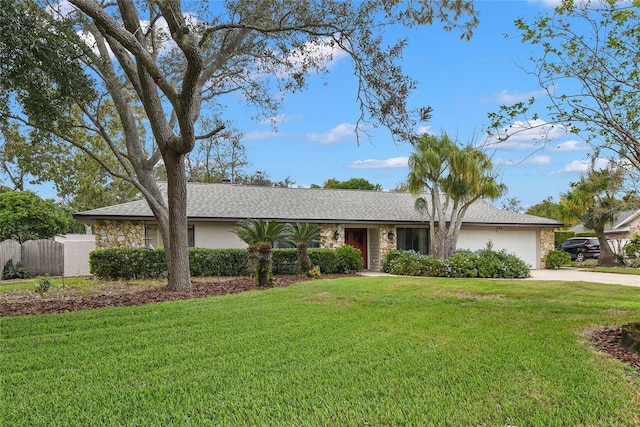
[
  {"left": 90, "top": 246, "right": 356, "bottom": 280},
  {"left": 382, "top": 249, "right": 530, "bottom": 279}
]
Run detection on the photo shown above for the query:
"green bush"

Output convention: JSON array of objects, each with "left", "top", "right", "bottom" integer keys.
[
  {"left": 623, "top": 234, "right": 640, "bottom": 259},
  {"left": 90, "top": 248, "right": 167, "bottom": 280},
  {"left": 545, "top": 250, "right": 572, "bottom": 269},
  {"left": 554, "top": 230, "right": 575, "bottom": 247},
  {"left": 90, "top": 246, "right": 349, "bottom": 280},
  {"left": 2, "top": 259, "right": 34, "bottom": 280},
  {"left": 35, "top": 277, "right": 52, "bottom": 296},
  {"left": 189, "top": 248, "right": 248, "bottom": 277},
  {"left": 309, "top": 249, "right": 340, "bottom": 274},
  {"left": 382, "top": 249, "right": 530, "bottom": 279},
  {"left": 272, "top": 249, "right": 300, "bottom": 275},
  {"left": 335, "top": 245, "right": 363, "bottom": 272}
]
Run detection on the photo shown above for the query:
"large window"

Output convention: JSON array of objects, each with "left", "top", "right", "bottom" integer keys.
[
  {"left": 144, "top": 225, "right": 195, "bottom": 248},
  {"left": 396, "top": 228, "right": 429, "bottom": 255}
]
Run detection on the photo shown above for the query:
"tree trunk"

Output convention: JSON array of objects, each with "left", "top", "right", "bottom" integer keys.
[
  {"left": 297, "top": 243, "right": 311, "bottom": 274},
  {"left": 163, "top": 149, "right": 192, "bottom": 290},
  {"left": 596, "top": 231, "right": 616, "bottom": 267},
  {"left": 257, "top": 244, "right": 272, "bottom": 287}
]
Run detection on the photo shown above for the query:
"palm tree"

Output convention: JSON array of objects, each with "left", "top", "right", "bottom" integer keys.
[
  {"left": 408, "top": 134, "right": 506, "bottom": 258},
  {"left": 287, "top": 223, "right": 321, "bottom": 274},
  {"left": 232, "top": 219, "right": 288, "bottom": 287}
]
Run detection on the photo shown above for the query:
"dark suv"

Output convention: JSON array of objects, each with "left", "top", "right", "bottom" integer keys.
[{"left": 556, "top": 237, "right": 601, "bottom": 262}]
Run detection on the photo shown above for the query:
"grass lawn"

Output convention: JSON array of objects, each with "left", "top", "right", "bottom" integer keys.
[{"left": 3, "top": 276, "right": 640, "bottom": 426}]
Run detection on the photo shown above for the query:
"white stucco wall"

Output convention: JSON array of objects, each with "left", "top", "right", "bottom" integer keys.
[
  {"left": 54, "top": 234, "right": 96, "bottom": 277},
  {"left": 193, "top": 222, "right": 246, "bottom": 249}
]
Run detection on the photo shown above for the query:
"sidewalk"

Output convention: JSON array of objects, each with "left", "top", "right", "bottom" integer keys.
[
  {"left": 360, "top": 269, "right": 640, "bottom": 287},
  {"left": 527, "top": 268, "right": 640, "bottom": 287}
]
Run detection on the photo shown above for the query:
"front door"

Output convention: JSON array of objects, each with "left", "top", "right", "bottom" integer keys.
[{"left": 345, "top": 228, "right": 368, "bottom": 269}]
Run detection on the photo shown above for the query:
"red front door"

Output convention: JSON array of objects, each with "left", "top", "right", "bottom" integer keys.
[{"left": 344, "top": 228, "right": 368, "bottom": 269}]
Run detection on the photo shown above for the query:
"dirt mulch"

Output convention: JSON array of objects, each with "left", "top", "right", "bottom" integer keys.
[
  {"left": 0, "top": 275, "right": 329, "bottom": 317},
  {"left": 1, "top": 276, "right": 639, "bottom": 372}
]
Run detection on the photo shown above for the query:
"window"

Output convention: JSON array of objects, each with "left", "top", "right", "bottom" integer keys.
[
  {"left": 396, "top": 228, "right": 429, "bottom": 255},
  {"left": 144, "top": 225, "right": 195, "bottom": 248}
]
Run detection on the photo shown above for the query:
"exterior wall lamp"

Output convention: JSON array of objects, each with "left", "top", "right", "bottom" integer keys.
[
  {"left": 387, "top": 231, "right": 395, "bottom": 240},
  {"left": 334, "top": 231, "right": 340, "bottom": 241}
]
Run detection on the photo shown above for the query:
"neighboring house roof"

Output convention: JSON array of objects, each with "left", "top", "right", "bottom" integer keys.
[
  {"left": 571, "top": 209, "right": 640, "bottom": 235},
  {"left": 74, "top": 182, "right": 563, "bottom": 227}
]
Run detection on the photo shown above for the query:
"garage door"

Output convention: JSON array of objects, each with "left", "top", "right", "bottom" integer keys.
[{"left": 457, "top": 228, "right": 538, "bottom": 268}]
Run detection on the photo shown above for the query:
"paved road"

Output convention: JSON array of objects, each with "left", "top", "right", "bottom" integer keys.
[{"left": 528, "top": 268, "right": 640, "bottom": 287}]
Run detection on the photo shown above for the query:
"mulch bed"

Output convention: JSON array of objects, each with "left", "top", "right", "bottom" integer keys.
[{"left": 1, "top": 275, "right": 639, "bottom": 372}]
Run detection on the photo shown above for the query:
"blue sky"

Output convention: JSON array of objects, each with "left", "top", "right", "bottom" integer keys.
[
  {"left": 23, "top": 0, "right": 598, "bottom": 209},
  {"left": 232, "top": 0, "right": 595, "bottom": 209}
]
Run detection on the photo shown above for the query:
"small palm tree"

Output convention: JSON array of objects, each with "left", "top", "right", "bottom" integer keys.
[
  {"left": 287, "top": 223, "right": 321, "bottom": 274},
  {"left": 233, "top": 219, "right": 288, "bottom": 287}
]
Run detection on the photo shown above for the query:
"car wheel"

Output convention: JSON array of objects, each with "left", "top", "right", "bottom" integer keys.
[{"left": 575, "top": 252, "right": 585, "bottom": 262}]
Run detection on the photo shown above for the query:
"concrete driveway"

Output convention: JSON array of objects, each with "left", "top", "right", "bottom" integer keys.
[{"left": 529, "top": 268, "right": 640, "bottom": 287}]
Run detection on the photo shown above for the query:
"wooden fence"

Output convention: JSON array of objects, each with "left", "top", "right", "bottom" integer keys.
[{"left": 0, "top": 239, "right": 64, "bottom": 277}]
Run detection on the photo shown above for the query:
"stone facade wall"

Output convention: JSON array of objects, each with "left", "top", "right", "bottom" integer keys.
[
  {"left": 378, "top": 225, "right": 396, "bottom": 268},
  {"left": 319, "top": 224, "right": 344, "bottom": 249},
  {"left": 94, "top": 220, "right": 145, "bottom": 249},
  {"left": 540, "top": 227, "right": 556, "bottom": 269}
]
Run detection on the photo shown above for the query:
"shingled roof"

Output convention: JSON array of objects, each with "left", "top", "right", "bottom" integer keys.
[{"left": 74, "top": 182, "right": 562, "bottom": 227}]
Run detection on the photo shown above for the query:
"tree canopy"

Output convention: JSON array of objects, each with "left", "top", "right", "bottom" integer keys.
[
  {"left": 488, "top": 1, "right": 640, "bottom": 177},
  {"left": 314, "top": 177, "right": 382, "bottom": 191},
  {"left": 0, "top": 190, "right": 85, "bottom": 242},
  {"left": 0, "top": 0, "right": 478, "bottom": 290}
]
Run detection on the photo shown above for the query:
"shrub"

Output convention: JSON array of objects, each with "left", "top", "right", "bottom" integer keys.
[
  {"left": 623, "top": 234, "right": 640, "bottom": 259},
  {"left": 90, "top": 248, "right": 167, "bottom": 280},
  {"left": 382, "top": 248, "right": 530, "bottom": 279},
  {"left": 309, "top": 249, "right": 340, "bottom": 274},
  {"left": 272, "top": 249, "right": 300, "bottom": 275},
  {"left": 335, "top": 245, "right": 363, "bottom": 273},
  {"left": 2, "top": 259, "right": 34, "bottom": 280},
  {"left": 545, "top": 250, "right": 572, "bottom": 269},
  {"left": 307, "top": 265, "right": 322, "bottom": 278},
  {"left": 189, "top": 248, "right": 248, "bottom": 277},
  {"left": 554, "top": 230, "right": 575, "bottom": 247},
  {"left": 35, "top": 277, "right": 52, "bottom": 296}
]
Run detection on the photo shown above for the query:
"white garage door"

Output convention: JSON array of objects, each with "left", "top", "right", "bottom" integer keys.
[{"left": 457, "top": 228, "right": 538, "bottom": 268}]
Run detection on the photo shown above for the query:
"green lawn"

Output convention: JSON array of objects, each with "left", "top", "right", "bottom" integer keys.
[{"left": 3, "top": 276, "right": 640, "bottom": 426}]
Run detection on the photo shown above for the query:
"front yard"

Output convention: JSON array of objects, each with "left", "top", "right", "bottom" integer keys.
[{"left": 2, "top": 276, "right": 640, "bottom": 425}]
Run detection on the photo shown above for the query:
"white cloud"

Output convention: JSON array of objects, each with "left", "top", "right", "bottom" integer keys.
[
  {"left": 258, "top": 113, "right": 300, "bottom": 126},
  {"left": 551, "top": 139, "right": 589, "bottom": 152},
  {"left": 485, "top": 118, "right": 571, "bottom": 151},
  {"left": 306, "top": 123, "right": 356, "bottom": 144},
  {"left": 548, "top": 158, "right": 611, "bottom": 176},
  {"left": 242, "top": 130, "right": 281, "bottom": 141},
  {"left": 348, "top": 157, "right": 409, "bottom": 169},
  {"left": 494, "top": 155, "right": 551, "bottom": 166},
  {"left": 416, "top": 126, "right": 433, "bottom": 136},
  {"left": 527, "top": 0, "right": 563, "bottom": 7},
  {"left": 492, "top": 89, "right": 547, "bottom": 105}
]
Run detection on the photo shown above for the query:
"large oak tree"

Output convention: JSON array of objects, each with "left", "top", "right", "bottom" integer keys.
[{"left": 0, "top": 0, "right": 478, "bottom": 290}]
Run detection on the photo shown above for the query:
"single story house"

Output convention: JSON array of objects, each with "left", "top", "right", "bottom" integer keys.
[
  {"left": 571, "top": 209, "right": 640, "bottom": 250},
  {"left": 74, "top": 182, "right": 563, "bottom": 270}
]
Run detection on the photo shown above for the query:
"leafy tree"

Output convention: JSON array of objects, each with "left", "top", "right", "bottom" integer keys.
[
  {"left": 560, "top": 166, "right": 627, "bottom": 266},
  {"left": 501, "top": 197, "right": 524, "bottom": 213},
  {"left": 319, "top": 178, "right": 383, "bottom": 191},
  {"left": 488, "top": 1, "right": 640, "bottom": 176},
  {"left": 525, "top": 197, "right": 566, "bottom": 224},
  {"left": 0, "top": 0, "right": 477, "bottom": 290},
  {"left": 287, "top": 223, "right": 321, "bottom": 274},
  {"left": 233, "top": 219, "right": 288, "bottom": 287},
  {"left": 236, "top": 171, "right": 295, "bottom": 188},
  {"left": 407, "top": 134, "right": 506, "bottom": 258},
  {"left": 0, "top": 190, "right": 84, "bottom": 242}
]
